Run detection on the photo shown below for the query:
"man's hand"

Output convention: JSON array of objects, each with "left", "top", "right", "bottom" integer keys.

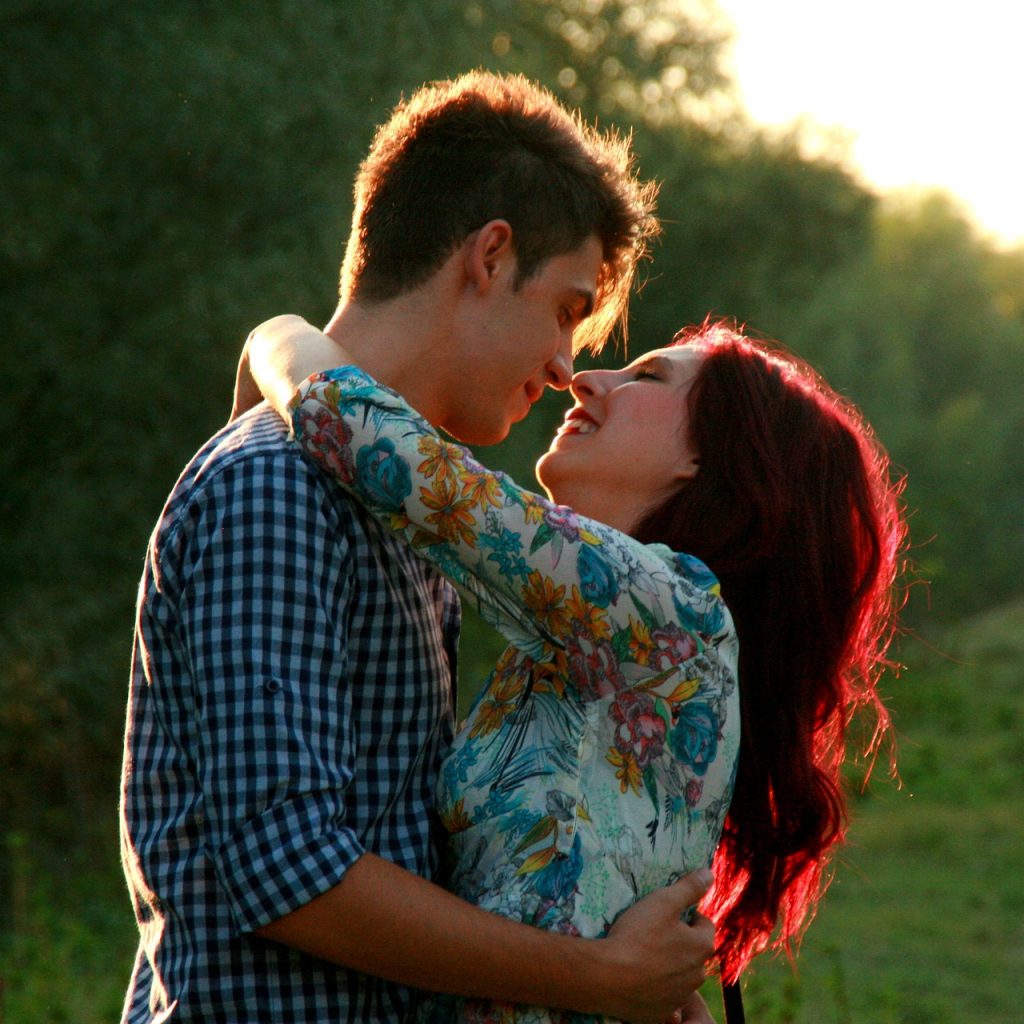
[
  {"left": 597, "top": 869, "right": 716, "bottom": 1022},
  {"left": 674, "top": 991, "right": 716, "bottom": 1024}
]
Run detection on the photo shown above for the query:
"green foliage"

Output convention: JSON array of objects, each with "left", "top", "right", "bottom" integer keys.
[
  {"left": 0, "top": 832, "right": 134, "bottom": 1022},
  {"left": 782, "top": 192, "right": 1024, "bottom": 621}
]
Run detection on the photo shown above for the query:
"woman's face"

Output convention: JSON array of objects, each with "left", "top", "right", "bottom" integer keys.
[{"left": 536, "top": 344, "right": 704, "bottom": 533}]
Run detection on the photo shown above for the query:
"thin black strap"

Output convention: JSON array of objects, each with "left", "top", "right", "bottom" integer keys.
[{"left": 722, "top": 979, "right": 745, "bottom": 1024}]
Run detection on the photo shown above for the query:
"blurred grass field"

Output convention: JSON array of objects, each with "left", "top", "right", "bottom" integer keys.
[
  {"left": 706, "top": 601, "right": 1024, "bottom": 1022},
  {"left": 2, "top": 605, "right": 1021, "bottom": 1023}
]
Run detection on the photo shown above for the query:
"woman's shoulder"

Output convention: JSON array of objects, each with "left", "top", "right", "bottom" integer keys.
[{"left": 642, "top": 543, "right": 722, "bottom": 596}]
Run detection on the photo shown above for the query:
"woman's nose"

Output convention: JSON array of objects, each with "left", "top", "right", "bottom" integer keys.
[{"left": 569, "top": 369, "right": 612, "bottom": 400}]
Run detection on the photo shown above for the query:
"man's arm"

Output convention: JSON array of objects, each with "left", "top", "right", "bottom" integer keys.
[{"left": 257, "top": 852, "right": 714, "bottom": 1022}]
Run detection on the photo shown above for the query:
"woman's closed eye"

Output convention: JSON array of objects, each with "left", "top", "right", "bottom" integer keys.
[{"left": 632, "top": 366, "right": 662, "bottom": 381}]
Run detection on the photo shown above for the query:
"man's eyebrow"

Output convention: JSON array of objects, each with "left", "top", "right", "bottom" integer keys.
[{"left": 571, "top": 288, "right": 595, "bottom": 319}]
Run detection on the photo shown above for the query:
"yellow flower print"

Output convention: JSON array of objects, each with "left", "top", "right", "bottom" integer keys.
[
  {"left": 420, "top": 480, "right": 477, "bottom": 547},
  {"left": 417, "top": 435, "right": 464, "bottom": 483},
  {"left": 440, "top": 797, "right": 473, "bottom": 834},
  {"left": 387, "top": 511, "right": 411, "bottom": 532},
  {"left": 321, "top": 379, "right": 343, "bottom": 413},
  {"left": 532, "top": 648, "right": 570, "bottom": 699},
  {"left": 521, "top": 571, "right": 571, "bottom": 636},
  {"left": 469, "top": 697, "right": 513, "bottom": 738},
  {"left": 628, "top": 616, "right": 655, "bottom": 665},
  {"left": 520, "top": 494, "right": 546, "bottom": 525},
  {"left": 632, "top": 666, "right": 700, "bottom": 709},
  {"left": 565, "top": 585, "right": 612, "bottom": 641},
  {"left": 461, "top": 471, "right": 504, "bottom": 510},
  {"left": 663, "top": 675, "right": 700, "bottom": 706},
  {"left": 468, "top": 670, "right": 526, "bottom": 738},
  {"left": 607, "top": 747, "right": 643, "bottom": 795}
]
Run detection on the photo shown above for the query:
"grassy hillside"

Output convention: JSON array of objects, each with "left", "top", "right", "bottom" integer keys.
[{"left": 2, "top": 606, "right": 1021, "bottom": 1022}]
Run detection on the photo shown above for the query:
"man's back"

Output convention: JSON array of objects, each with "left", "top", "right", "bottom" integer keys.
[{"left": 120, "top": 406, "right": 459, "bottom": 1022}]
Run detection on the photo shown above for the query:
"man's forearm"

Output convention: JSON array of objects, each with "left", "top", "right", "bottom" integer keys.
[
  {"left": 255, "top": 851, "right": 713, "bottom": 1020},
  {"left": 256, "top": 853, "right": 621, "bottom": 1012}
]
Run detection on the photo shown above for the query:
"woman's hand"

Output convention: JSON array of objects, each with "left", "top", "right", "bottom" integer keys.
[
  {"left": 229, "top": 315, "right": 352, "bottom": 423},
  {"left": 228, "top": 339, "right": 263, "bottom": 422}
]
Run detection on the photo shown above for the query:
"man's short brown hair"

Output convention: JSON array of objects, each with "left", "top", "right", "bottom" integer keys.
[{"left": 340, "top": 71, "right": 658, "bottom": 353}]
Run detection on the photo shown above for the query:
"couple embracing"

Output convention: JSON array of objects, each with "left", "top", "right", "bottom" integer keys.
[{"left": 121, "top": 71, "right": 904, "bottom": 1024}]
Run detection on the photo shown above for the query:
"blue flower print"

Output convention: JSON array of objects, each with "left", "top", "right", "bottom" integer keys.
[
  {"left": 319, "top": 367, "right": 383, "bottom": 417},
  {"left": 577, "top": 542, "right": 620, "bottom": 608},
  {"left": 668, "top": 701, "right": 719, "bottom": 777},
  {"left": 479, "top": 786, "right": 523, "bottom": 821},
  {"left": 442, "top": 737, "right": 480, "bottom": 789},
  {"left": 354, "top": 437, "right": 412, "bottom": 510},
  {"left": 480, "top": 524, "right": 530, "bottom": 580},
  {"left": 533, "top": 832, "right": 583, "bottom": 902},
  {"left": 672, "top": 590, "right": 725, "bottom": 636},
  {"left": 673, "top": 551, "right": 719, "bottom": 592}
]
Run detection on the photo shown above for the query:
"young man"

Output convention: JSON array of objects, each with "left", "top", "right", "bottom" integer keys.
[{"left": 121, "top": 72, "right": 715, "bottom": 1023}]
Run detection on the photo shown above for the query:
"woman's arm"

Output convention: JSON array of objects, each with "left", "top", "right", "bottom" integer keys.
[
  {"left": 230, "top": 314, "right": 346, "bottom": 422},
  {"left": 244, "top": 316, "right": 730, "bottom": 663}
]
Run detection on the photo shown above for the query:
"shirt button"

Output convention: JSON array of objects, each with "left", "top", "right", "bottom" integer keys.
[{"left": 264, "top": 677, "right": 282, "bottom": 694}]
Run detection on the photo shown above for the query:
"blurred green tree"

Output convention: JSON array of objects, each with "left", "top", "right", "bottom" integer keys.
[
  {"left": 2, "top": 0, "right": 1020, "bottom": 895},
  {"left": 0, "top": 0, "right": 745, "bottom": 880},
  {"left": 784, "top": 191, "right": 1024, "bottom": 621}
]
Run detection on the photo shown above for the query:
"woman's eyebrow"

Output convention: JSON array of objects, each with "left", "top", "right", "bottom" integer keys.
[{"left": 632, "top": 355, "right": 673, "bottom": 374}]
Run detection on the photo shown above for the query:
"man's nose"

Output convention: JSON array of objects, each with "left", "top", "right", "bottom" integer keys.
[{"left": 546, "top": 337, "right": 574, "bottom": 390}]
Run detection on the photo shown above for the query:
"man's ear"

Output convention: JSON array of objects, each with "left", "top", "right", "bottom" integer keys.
[{"left": 464, "top": 219, "right": 515, "bottom": 293}]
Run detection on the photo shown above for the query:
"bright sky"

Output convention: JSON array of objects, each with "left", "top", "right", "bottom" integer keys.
[{"left": 714, "top": 0, "right": 1024, "bottom": 247}]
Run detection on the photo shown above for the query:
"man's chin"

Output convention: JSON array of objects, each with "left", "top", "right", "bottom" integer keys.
[{"left": 442, "top": 419, "right": 512, "bottom": 447}]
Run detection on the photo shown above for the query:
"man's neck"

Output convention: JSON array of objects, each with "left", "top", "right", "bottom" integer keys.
[{"left": 322, "top": 289, "right": 454, "bottom": 427}]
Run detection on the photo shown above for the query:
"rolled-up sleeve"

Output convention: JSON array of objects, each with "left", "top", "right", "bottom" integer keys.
[{"left": 174, "top": 451, "right": 365, "bottom": 932}]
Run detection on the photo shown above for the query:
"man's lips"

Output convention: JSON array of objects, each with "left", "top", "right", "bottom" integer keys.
[{"left": 525, "top": 382, "right": 544, "bottom": 405}]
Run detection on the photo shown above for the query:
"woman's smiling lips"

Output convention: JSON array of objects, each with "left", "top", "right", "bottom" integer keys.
[{"left": 558, "top": 406, "right": 599, "bottom": 435}]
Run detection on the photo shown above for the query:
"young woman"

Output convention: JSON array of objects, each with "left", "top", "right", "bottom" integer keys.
[{"left": 240, "top": 316, "right": 905, "bottom": 1020}]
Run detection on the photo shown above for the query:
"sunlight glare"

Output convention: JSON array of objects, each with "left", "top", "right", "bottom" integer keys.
[{"left": 716, "top": 0, "right": 1024, "bottom": 245}]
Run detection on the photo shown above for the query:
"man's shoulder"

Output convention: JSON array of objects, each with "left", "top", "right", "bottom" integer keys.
[
  {"left": 170, "top": 405, "right": 333, "bottom": 494},
  {"left": 153, "top": 406, "right": 355, "bottom": 543},
  {"left": 185, "top": 404, "right": 301, "bottom": 487}
]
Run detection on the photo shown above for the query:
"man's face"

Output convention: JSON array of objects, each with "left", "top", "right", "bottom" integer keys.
[{"left": 442, "top": 234, "right": 605, "bottom": 445}]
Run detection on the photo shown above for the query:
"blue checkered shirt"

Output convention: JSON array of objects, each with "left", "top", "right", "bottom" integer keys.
[{"left": 120, "top": 406, "right": 459, "bottom": 1023}]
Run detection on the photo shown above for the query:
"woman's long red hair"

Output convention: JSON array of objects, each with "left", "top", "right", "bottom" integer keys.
[{"left": 632, "top": 322, "right": 907, "bottom": 983}]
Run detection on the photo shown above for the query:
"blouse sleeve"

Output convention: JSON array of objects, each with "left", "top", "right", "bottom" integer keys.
[{"left": 288, "top": 367, "right": 732, "bottom": 667}]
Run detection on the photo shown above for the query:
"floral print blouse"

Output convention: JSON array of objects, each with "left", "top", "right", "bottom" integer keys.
[{"left": 288, "top": 367, "right": 741, "bottom": 1024}]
